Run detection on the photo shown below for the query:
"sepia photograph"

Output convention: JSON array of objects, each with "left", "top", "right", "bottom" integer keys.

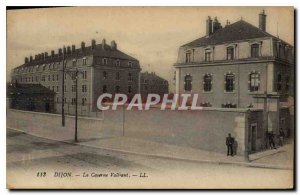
[{"left": 6, "top": 6, "right": 295, "bottom": 189}]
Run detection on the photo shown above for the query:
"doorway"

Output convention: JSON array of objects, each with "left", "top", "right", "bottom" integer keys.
[{"left": 251, "top": 123, "right": 257, "bottom": 152}]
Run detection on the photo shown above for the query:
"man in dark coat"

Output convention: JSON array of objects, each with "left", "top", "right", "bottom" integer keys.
[
  {"left": 269, "top": 131, "right": 276, "bottom": 149},
  {"left": 226, "top": 133, "right": 234, "bottom": 156}
]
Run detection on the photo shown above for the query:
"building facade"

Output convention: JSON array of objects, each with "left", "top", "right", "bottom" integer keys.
[
  {"left": 140, "top": 71, "right": 169, "bottom": 97},
  {"left": 174, "top": 11, "right": 294, "bottom": 137},
  {"left": 11, "top": 39, "right": 141, "bottom": 115}
]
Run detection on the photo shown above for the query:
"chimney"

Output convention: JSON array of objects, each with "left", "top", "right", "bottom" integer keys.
[
  {"left": 51, "top": 50, "right": 55, "bottom": 58},
  {"left": 67, "top": 46, "right": 71, "bottom": 54},
  {"left": 35, "top": 55, "right": 38, "bottom": 60},
  {"left": 259, "top": 10, "right": 266, "bottom": 32},
  {"left": 81, "top": 41, "right": 85, "bottom": 51},
  {"left": 102, "top": 39, "right": 106, "bottom": 50},
  {"left": 213, "top": 17, "right": 222, "bottom": 33},
  {"left": 63, "top": 46, "right": 67, "bottom": 55},
  {"left": 25, "top": 57, "right": 29, "bottom": 63},
  {"left": 41, "top": 53, "right": 45, "bottom": 61},
  {"left": 91, "top": 39, "right": 96, "bottom": 49},
  {"left": 29, "top": 56, "right": 33, "bottom": 62},
  {"left": 206, "top": 16, "right": 213, "bottom": 36},
  {"left": 72, "top": 45, "right": 76, "bottom": 53},
  {"left": 111, "top": 40, "right": 117, "bottom": 50},
  {"left": 45, "top": 52, "right": 48, "bottom": 59},
  {"left": 58, "top": 48, "right": 62, "bottom": 56},
  {"left": 38, "top": 54, "right": 42, "bottom": 60}
]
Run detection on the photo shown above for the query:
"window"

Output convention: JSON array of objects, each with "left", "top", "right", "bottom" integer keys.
[
  {"left": 72, "top": 59, "right": 76, "bottom": 66},
  {"left": 128, "top": 73, "right": 132, "bottom": 82},
  {"left": 103, "top": 58, "right": 108, "bottom": 65},
  {"left": 128, "top": 61, "right": 132, "bottom": 67},
  {"left": 102, "top": 85, "right": 107, "bottom": 93},
  {"left": 52, "top": 86, "right": 55, "bottom": 91},
  {"left": 249, "top": 73, "right": 260, "bottom": 92},
  {"left": 35, "top": 76, "right": 39, "bottom": 82},
  {"left": 203, "top": 74, "right": 212, "bottom": 92},
  {"left": 205, "top": 49, "right": 212, "bottom": 62},
  {"left": 83, "top": 57, "right": 87, "bottom": 65},
  {"left": 48, "top": 75, "right": 51, "bottom": 81},
  {"left": 52, "top": 74, "right": 55, "bottom": 81},
  {"left": 225, "top": 74, "right": 235, "bottom": 92},
  {"left": 56, "top": 86, "right": 59, "bottom": 93},
  {"left": 103, "top": 71, "right": 107, "bottom": 80},
  {"left": 285, "top": 76, "right": 290, "bottom": 91},
  {"left": 128, "top": 86, "right": 132, "bottom": 94},
  {"left": 227, "top": 47, "right": 234, "bottom": 60},
  {"left": 185, "top": 52, "right": 191, "bottom": 63},
  {"left": 72, "top": 85, "right": 76, "bottom": 92},
  {"left": 56, "top": 74, "right": 59, "bottom": 81},
  {"left": 115, "top": 86, "right": 120, "bottom": 93},
  {"left": 251, "top": 44, "right": 259, "bottom": 58},
  {"left": 116, "top": 72, "right": 120, "bottom": 80},
  {"left": 114, "top": 59, "right": 120, "bottom": 66},
  {"left": 82, "top": 98, "right": 87, "bottom": 106},
  {"left": 184, "top": 75, "right": 192, "bottom": 91},
  {"left": 57, "top": 97, "right": 59, "bottom": 103},
  {"left": 82, "top": 85, "right": 87, "bottom": 93},
  {"left": 82, "top": 71, "right": 87, "bottom": 80},
  {"left": 277, "top": 73, "right": 282, "bottom": 91},
  {"left": 42, "top": 75, "right": 45, "bottom": 82},
  {"left": 71, "top": 98, "right": 76, "bottom": 105}
]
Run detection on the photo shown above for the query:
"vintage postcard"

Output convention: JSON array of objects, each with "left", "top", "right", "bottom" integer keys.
[{"left": 6, "top": 6, "right": 294, "bottom": 189}]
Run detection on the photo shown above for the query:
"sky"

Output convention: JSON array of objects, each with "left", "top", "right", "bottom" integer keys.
[{"left": 7, "top": 7, "right": 294, "bottom": 92}]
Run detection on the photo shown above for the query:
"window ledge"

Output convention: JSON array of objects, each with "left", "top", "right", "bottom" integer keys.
[
  {"left": 202, "top": 91, "right": 213, "bottom": 94},
  {"left": 224, "top": 91, "right": 236, "bottom": 94}
]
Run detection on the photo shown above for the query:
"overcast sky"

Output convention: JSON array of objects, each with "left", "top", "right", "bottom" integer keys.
[{"left": 7, "top": 7, "right": 294, "bottom": 92}]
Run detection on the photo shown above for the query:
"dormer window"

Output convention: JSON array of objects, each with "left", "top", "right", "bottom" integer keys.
[
  {"left": 103, "top": 58, "right": 108, "bottom": 65},
  {"left": 83, "top": 57, "right": 87, "bottom": 65},
  {"left": 185, "top": 51, "right": 191, "bottom": 63},
  {"left": 226, "top": 47, "right": 234, "bottom": 60},
  {"left": 116, "top": 59, "right": 120, "bottom": 66},
  {"left": 205, "top": 49, "right": 212, "bottom": 62},
  {"left": 251, "top": 44, "right": 260, "bottom": 58},
  {"left": 128, "top": 61, "right": 132, "bottom": 67}
]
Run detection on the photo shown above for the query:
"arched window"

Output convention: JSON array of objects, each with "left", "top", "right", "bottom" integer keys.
[
  {"left": 203, "top": 74, "right": 212, "bottom": 92},
  {"left": 184, "top": 75, "right": 192, "bottom": 91},
  {"left": 225, "top": 73, "right": 235, "bottom": 92},
  {"left": 249, "top": 72, "right": 260, "bottom": 92},
  {"left": 251, "top": 44, "right": 259, "bottom": 58}
]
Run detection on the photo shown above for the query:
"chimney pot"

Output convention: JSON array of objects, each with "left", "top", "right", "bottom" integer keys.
[
  {"left": 111, "top": 40, "right": 117, "bottom": 50},
  {"left": 30, "top": 56, "right": 33, "bottom": 62},
  {"left": 91, "top": 39, "right": 96, "bottom": 49},
  {"left": 58, "top": 48, "right": 62, "bottom": 56},
  {"left": 206, "top": 16, "right": 213, "bottom": 36},
  {"left": 51, "top": 50, "right": 55, "bottom": 58},
  {"left": 25, "top": 57, "right": 29, "bottom": 63},
  {"left": 259, "top": 10, "right": 267, "bottom": 32},
  {"left": 102, "top": 39, "right": 106, "bottom": 50},
  {"left": 81, "top": 41, "right": 85, "bottom": 51},
  {"left": 72, "top": 45, "right": 76, "bottom": 52},
  {"left": 63, "top": 46, "right": 67, "bottom": 55},
  {"left": 67, "top": 46, "right": 71, "bottom": 54},
  {"left": 45, "top": 52, "right": 48, "bottom": 59}
]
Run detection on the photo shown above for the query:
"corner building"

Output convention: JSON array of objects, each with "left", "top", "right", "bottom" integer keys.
[{"left": 174, "top": 11, "right": 294, "bottom": 136}]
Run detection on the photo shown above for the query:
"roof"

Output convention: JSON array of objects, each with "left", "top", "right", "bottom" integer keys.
[
  {"left": 7, "top": 83, "right": 55, "bottom": 96},
  {"left": 182, "top": 20, "right": 292, "bottom": 48},
  {"left": 17, "top": 43, "right": 138, "bottom": 68}
]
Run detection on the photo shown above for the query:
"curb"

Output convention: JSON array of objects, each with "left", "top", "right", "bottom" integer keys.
[{"left": 7, "top": 127, "right": 293, "bottom": 170}]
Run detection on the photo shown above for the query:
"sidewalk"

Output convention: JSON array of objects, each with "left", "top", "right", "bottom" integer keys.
[
  {"left": 76, "top": 136, "right": 293, "bottom": 170},
  {"left": 8, "top": 127, "right": 293, "bottom": 170}
]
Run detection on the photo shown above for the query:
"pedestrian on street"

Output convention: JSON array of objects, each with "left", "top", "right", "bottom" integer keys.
[
  {"left": 226, "top": 133, "right": 234, "bottom": 156},
  {"left": 279, "top": 128, "right": 285, "bottom": 147},
  {"left": 269, "top": 131, "right": 276, "bottom": 149}
]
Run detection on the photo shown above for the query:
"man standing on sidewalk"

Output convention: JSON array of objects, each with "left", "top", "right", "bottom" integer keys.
[
  {"left": 279, "top": 128, "right": 285, "bottom": 146},
  {"left": 226, "top": 133, "right": 234, "bottom": 156}
]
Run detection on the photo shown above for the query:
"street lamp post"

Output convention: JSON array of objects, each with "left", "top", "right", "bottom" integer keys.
[{"left": 65, "top": 68, "right": 83, "bottom": 142}]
